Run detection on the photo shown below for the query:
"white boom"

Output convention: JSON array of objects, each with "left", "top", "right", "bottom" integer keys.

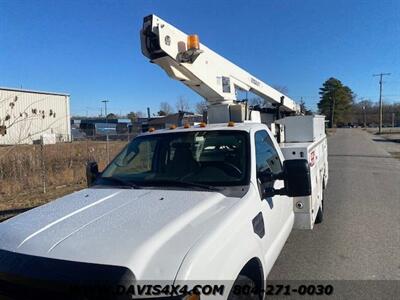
[{"left": 141, "top": 14, "right": 300, "bottom": 123}]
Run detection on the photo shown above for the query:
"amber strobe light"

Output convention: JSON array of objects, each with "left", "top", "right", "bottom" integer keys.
[
  {"left": 185, "top": 294, "right": 200, "bottom": 300},
  {"left": 187, "top": 34, "right": 200, "bottom": 50}
]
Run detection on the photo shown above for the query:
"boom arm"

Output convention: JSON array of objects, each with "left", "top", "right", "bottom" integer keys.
[{"left": 141, "top": 14, "right": 300, "bottom": 122}]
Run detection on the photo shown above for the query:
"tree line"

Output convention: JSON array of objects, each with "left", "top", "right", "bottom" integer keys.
[
  {"left": 85, "top": 77, "right": 399, "bottom": 127},
  {"left": 127, "top": 96, "right": 207, "bottom": 122},
  {"left": 318, "top": 77, "right": 399, "bottom": 127},
  {"left": 350, "top": 100, "right": 400, "bottom": 126}
]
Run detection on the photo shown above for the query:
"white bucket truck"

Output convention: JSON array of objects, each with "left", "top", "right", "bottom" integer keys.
[{"left": 0, "top": 15, "right": 328, "bottom": 300}]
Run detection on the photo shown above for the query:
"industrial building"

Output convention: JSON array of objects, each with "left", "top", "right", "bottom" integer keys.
[{"left": 0, "top": 87, "right": 71, "bottom": 145}]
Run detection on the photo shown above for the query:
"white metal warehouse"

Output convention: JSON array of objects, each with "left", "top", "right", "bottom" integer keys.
[{"left": 0, "top": 87, "right": 71, "bottom": 145}]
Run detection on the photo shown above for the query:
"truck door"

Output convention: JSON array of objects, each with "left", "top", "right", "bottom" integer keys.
[{"left": 254, "top": 130, "right": 293, "bottom": 261}]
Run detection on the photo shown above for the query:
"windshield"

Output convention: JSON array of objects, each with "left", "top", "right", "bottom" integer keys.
[{"left": 98, "top": 130, "right": 250, "bottom": 187}]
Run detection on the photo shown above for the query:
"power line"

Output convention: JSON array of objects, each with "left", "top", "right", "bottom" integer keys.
[{"left": 373, "top": 73, "right": 391, "bottom": 134}]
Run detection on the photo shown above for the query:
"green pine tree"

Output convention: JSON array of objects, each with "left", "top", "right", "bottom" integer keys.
[{"left": 318, "top": 78, "right": 354, "bottom": 127}]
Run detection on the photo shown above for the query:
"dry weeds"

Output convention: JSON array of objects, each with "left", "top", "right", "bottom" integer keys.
[{"left": 0, "top": 140, "right": 126, "bottom": 219}]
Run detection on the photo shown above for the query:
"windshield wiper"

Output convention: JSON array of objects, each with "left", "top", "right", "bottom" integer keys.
[
  {"left": 96, "top": 176, "right": 141, "bottom": 189},
  {"left": 145, "top": 179, "right": 221, "bottom": 191}
]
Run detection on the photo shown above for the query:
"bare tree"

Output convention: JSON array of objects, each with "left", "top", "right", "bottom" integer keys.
[
  {"left": 106, "top": 113, "right": 117, "bottom": 119},
  {"left": 159, "top": 102, "right": 174, "bottom": 115},
  {"left": 299, "top": 99, "right": 313, "bottom": 115},
  {"left": 350, "top": 99, "right": 400, "bottom": 126},
  {"left": 135, "top": 111, "right": 145, "bottom": 118},
  {"left": 127, "top": 112, "right": 138, "bottom": 122},
  {"left": 195, "top": 100, "right": 207, "bottom": 114},
  {"left": 176, "top": 96, "right": 190, "bottom": 112},
  {"left": 0, "top": 93, "right": 58, "bottom": 145},
  {"left": 0, "top": 115, "right": 68, "bottom": 160}
]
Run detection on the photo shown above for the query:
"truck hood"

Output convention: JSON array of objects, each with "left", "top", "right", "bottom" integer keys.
[{"left": 0, "top": 187, "right": 238, "bottom": 281}]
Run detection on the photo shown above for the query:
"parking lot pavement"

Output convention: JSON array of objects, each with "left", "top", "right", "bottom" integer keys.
[{"left": 267, "top": 128, "right": 400, "bottom": 297}]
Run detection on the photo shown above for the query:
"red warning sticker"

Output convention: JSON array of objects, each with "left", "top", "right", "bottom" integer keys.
[{"left": 310, "top": 150, "right": 316, "bottom": 167}]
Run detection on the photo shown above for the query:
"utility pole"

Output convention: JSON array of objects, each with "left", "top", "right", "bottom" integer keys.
[
  {"left": 300, "top": 97, "right": 305, "bottom": 115},
  {"left": 102, "top": 100, "right": 110, "bottom": 163},
  {"left": 373, "top": 73, "right": 391, "bottom": 134},
  {"left": 362, "top": 105, "right": 366, "bottom": 128}
]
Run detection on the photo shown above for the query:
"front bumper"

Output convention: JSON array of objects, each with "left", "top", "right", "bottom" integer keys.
[{"left": 0, "top": 249, "right": 135, "bottom": 300}]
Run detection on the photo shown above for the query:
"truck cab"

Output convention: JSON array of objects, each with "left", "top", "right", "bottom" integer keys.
[
  {"left": 0, "top": 122, "right": 315, "bottom": 299},
  {"left": 0, "top": 13, "right": 329, "bottom": 300}
]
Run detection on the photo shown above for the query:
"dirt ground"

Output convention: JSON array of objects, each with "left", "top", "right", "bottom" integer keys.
[{"left": 365, "top": 127, "right": 400, "bottom": 160}]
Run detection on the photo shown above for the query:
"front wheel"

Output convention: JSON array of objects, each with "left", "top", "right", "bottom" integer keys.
[{"left": 228, "top": 275, "right": 259, "bottom": 300}]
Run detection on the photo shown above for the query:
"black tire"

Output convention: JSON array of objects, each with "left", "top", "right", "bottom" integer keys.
[
  {"left": 228, "top": 275, "right": 259, "bottom": 300},
  {"left": 315, "top": 191, "right": 324, "bottom": 224}
]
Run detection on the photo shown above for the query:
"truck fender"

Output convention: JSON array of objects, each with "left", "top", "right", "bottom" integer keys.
[{"left": 174, "top": 226, "right": 266, "bottom": 296}]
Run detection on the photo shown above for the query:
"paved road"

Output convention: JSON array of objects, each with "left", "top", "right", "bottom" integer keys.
[{"left": 268, "top": 129, "right": 400, "bottom": 298}]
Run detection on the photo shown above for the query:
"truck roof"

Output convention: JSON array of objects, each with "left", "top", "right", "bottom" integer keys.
[{"left": 139, "top": 122, "right": 268, "bottom": 137}]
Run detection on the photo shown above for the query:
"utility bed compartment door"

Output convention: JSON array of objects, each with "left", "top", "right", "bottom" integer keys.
[{"left": 280, "top": 137, "right": 328, "bottom": 229}]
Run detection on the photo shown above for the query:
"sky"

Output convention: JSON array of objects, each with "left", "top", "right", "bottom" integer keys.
[{"left": 1, "top": 0, "right": 399, "bottom": 116}]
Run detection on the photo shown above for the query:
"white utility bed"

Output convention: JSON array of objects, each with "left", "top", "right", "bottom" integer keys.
[{"left": 277, "top": 116, "right": 329, "bottom": 229}]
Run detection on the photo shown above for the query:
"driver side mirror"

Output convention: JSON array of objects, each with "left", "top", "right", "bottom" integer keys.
[
  {"left": 86, "top": 161, "right": 99, "bottom": 187},
  {"left": 263, "top": 159, "right": 311, "bottom": 198}
]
